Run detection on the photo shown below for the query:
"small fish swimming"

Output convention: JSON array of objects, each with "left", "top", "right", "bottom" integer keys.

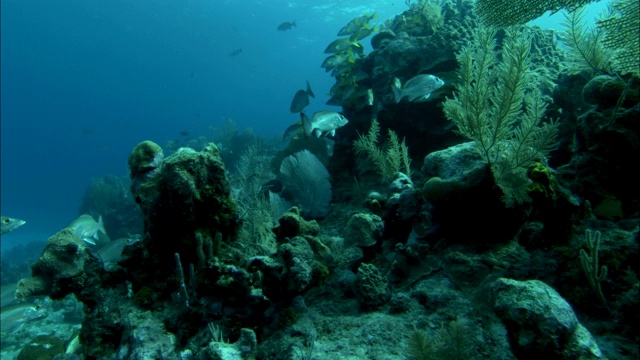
[
  {"left": 97, "top": 236, "right": 139, "bottom": 270},
  {"left": 301, "top": 111, "right": 349, "bottom": 138},
  {"left": 66, "top": 334, "right": 81, "bottom": 354},
  {"left": 1, "top": 301, "right": 48, "bottom": 332},
  {"left": 68, "top": 214, "right": 110, "bottom": 246},
  {"left": 277, "top": 20, "right": 296, "bottom": 31},
  {"left": 283, "top": 122, "right": 305, "bottom": 142},
  {"left": 324, "top": 37, "right": 362, "bottom": 54},
  {"left": 391, "top": 74, "right": 445, "bottom": 103},
  {"left": 337, "top": 13, "right": 378, "bottom": 41},
  {"left": 1, "top": 216, "right": 26, "bottom": 235},
  {"left": 289, "top": 80, "right": 315, "bottom": 113},
  {"left": 366, "top": 88, "right": 374, "bottom": 106},
  {"left": 321, "top": 54, "right": 353, "bottom": 72},
  {"left": 350, "top": 25, "right": 378, "bottom": 41},
  {"left": 229, "top": 48, "right": 242, "bottom": 57}
]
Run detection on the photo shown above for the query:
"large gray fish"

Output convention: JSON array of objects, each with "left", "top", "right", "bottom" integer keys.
[
  {"left": 1, "top": 302, "right": 48, "bottom": 332},
  {"left": 391, "top": 74, "right": 445, "bottom": 103},
  {"left": 1, "top": 216, "right": 26, "bottom": 235},
  {"left": 289, "top": 80, "right": 315, "bottom": 113},
  {"left": 68, "top": 214, "right": 110, "bottom": 246},
  {"left": 301, "top": 111, "right": 349, "bottom": 138}
]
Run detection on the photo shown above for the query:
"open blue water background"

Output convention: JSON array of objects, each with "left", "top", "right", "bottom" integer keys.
[{"left": 1, "top": 0, "right": 608, "bottom": 252}]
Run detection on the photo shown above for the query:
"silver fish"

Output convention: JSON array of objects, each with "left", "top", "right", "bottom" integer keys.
[
  {"left": 391, "top": 74, "right": 445, "bottom": 102},
  {"left": 68, "top": 214, "right": 110, "bottom": 246},
  {"left": 97, "top": 237, "right": 138, "bottom": 270},
  {"left": 301, "top": 111, "right": 349, "bottom": 138},
  {"left": 1, "top": 302, "right": 48, "bottom": 332},
  {"left": 1, "top": 216, "right": 26, "bottom": 235},
  {"left": 289, "top": 80, "right": 315, "bottom": 113}
]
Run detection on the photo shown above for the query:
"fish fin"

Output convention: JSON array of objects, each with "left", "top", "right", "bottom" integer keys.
[
  {"left": 301, "top": 112, "right": 313, "bottom": 138},
  {"left": 306, "top": 80, "right": 315, "bottom": 98},
  {"left": 82, "top": 237, "right": 97, "bottom": 246},
  {"left": 97, "top": 215, "right": 107, "bottom": 235},
  {"left": 391, "top": 78, "right": 402, "bottom": 103},
  {"left": 292, "top": 20, "right": 297, "bottom": 27},
  {"left": 329, "top": 129, "right": 336, "bottom": 137},
  {"left": 313, "top": 129, "right": 322, "bottom": 138}
]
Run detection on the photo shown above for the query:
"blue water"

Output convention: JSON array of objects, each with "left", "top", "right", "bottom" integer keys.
[{"left": 0, "top": 0, "right": 608, "bottom": 252}]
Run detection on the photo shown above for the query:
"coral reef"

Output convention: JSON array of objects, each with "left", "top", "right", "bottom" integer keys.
[{"left": 9, "top": 2, "right": 639, "bottom": 359}]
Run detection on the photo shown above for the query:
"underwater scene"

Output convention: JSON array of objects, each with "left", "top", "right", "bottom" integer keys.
[{"left": 1, "top": 0, "right": 638, "bottom": 359}]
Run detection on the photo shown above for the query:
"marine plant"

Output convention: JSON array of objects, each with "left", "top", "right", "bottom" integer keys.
[
  {"left": 476, "top": 0, "right": 638, "bottom": 77},
  {"left": 443, "top": 26, "right": 559, "bottom": 206},
  {"left": 405, "top": 319, "right": 476, "bottom": 359},
  {"left": 560, "top": 0, "right": 639, "bottom": 124},
  {"left": 229, "top": 145, "right": 278, "bottom": 257},
  {"left": 406, "top": 326, "right": 441, "bottom": 360},
  {"left": 579, "top": 229, "right": 610, "bottom": 311},
  {"left": 353, "top": 118, "right": 412, "bottom": 183},
  {"left": 559, "top": 6, "right": 615, "bottom": 76},
  {"left": 475, "top": 0, "right": 595, "bottom": 27},
  {"left": 596, "top": 0, "right": 639, "bottom": 76}
]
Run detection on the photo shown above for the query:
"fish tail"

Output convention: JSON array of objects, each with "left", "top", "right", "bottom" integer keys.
[
  {"left": 391, "top": 78, "right": 402, "bottom": 103},
  {"left": 301, "top": 112, "right": 313, "bottom": 138},
  {"left": 97, "top": 215, "right": 107, "bottom": 234},
  {"left": 306, "top": 80, "right": 315, "bottom": 98},
  {"left": 292, "top": 20, "right": 297, "bottom": 27}
]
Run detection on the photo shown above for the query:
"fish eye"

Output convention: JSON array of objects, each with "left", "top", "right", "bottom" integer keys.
[{"left": 3, "top": 218, "right": 10, "bottom": 224}]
